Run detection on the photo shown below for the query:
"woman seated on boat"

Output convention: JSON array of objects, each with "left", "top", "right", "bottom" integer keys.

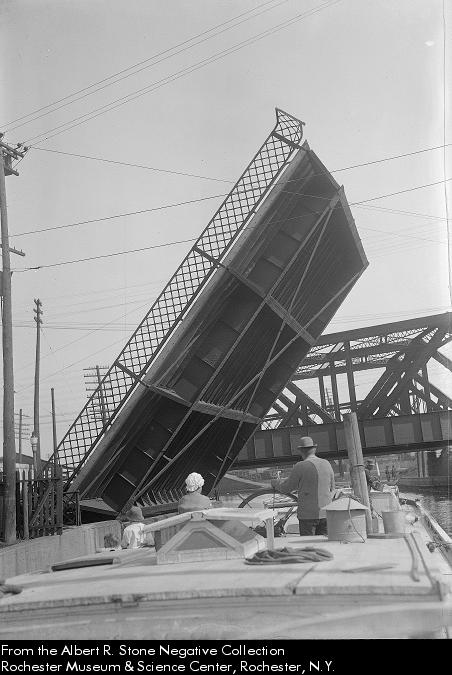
[
  {"left": 121, "top": 505, "right": 154, "bottom": 549},
  {"left": 178, "top": 472, "right": 212, "bottom": 513}
]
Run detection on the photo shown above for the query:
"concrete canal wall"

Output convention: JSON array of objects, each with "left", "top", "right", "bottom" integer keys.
[{"left": 0, "top": 520, "right": 121, "bottom": 580}]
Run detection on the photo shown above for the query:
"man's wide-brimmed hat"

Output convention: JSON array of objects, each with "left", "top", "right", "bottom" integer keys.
[
  {"left": 297, "top": 436, "right": 317, "bottom": 450},
  {"left": 124, "top": 505, "right": 144, "bottom": 522}
]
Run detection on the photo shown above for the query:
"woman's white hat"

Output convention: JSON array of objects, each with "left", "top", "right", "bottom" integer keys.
[{"left": 185, "top": 472, "right": 204, "bottom": 492}]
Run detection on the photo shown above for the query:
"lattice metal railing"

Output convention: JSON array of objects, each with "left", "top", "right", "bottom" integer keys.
[{"left": 48, "top": 109, "right": 304, "bottom": 489}]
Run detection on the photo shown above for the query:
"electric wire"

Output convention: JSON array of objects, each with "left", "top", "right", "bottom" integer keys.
[
  {"left": 12, "top": 225, "right": 445, "bottom": 273},
  {"left": 10, "top": 140, "right": 452, "bottom": 239},
  {"left": 12, "top": 299, "right": 451, "bottom": 395},
  {"left": 356, "top": 204, "right": 446, "bottom": 223},
  {"left": 2, "top": 0, "right": 288, "bottom": 132},
  {"left": 30, "top": 141, "right": 452, "bottom": 187},
  {"left": 442, "top": 0, "right": 452, "bottom": 462},
  {"left": 352, "top": 178, "right": 452, "bottom": 205},
  {"left": 41, "top": 328, "right": 78, "bottom": 402},
  {"left": 442, "top": 0, "right": 452, "bottom": 307},
  {"left": 23, "top": 1, "right": 342, "bottom": 146},
  {"left": 11, "top": 177, "right": 452, "bottom": 271},
  {"left": 14, "top": 332, "right": 141, "bottom": 394},
  {"left": 31, "top": 148, "right": 232, "bottom": 184},
  {"left": 11, "top": 297, "right": 156, "bottom": 378},
  {"left": 11, "top": 194, "right": 227, "bottom": 237}
]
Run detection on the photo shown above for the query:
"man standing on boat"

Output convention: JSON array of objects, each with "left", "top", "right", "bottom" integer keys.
[{"left": 271, "top": 436, "right": 335, "bottom": 536}]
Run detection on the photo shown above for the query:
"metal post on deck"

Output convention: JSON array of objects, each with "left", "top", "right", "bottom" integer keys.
[{"left": 343, "top": 411, "right": 372, "bottom": 534}]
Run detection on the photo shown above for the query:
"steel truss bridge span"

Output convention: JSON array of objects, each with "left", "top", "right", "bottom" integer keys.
[
  {"left": 266, "top": 312, "right": 452, "bottom": 427},
  {"left": 52, "top": 109, "right": 367, "bottom": 512},
  {"left": 235, "top": 410, "right": 451, "bottom": 468}
]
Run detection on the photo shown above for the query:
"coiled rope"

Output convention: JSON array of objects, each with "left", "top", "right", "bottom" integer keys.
[{"left": 245, "top": 546, "right": 333, "bottom": 565}]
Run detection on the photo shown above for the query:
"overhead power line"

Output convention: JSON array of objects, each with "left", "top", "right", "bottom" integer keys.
[
  {"left": 2, "top": 0, "right": 288, "bottom": 132},
  {"left": 11, "top": 175, "right": 452, "bottom": 243},
  {"left": 11, "top": 193, "right": 226, "bottom": 238},
  {"left": 442, "top": 0, "right": 451, "bottom": 307},
  {"left": 21, "top": 237, "right": 198, "bottom": 270},
  {"left": 357, "top": 204, "right": 446, "bottom": 222},
  {"left": 14, "top": 300, "right": 452, "bottom": 395},
  {"left": 31, "top": 141, "right": 452, "bottom": 186},
  {"left": 12, "top": 298, "right": 155, "bottom": 377},
  {"left": 331, "top": 143, "right": 452, "bottom": 174},
  {"left": 351, "top": 178, "right": 452, "bottom": 205},
  {"left": 32, "top": 148, "right": 231, "bottom": 183},
  {"left": 24, "top": 1, "right": 342, "bottom": 146}
]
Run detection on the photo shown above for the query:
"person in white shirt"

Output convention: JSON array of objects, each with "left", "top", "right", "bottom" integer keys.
[{"left": 121, "top": 505, "right": 148, "bottom": 549}]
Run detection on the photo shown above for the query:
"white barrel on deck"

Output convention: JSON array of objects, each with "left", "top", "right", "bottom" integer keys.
[
  {"left": 369, "top": 491, "right": 393, "bottom": 517},
  {"left": 324, "top": 497, "right": 369, "bottom": 543},
  {"left": 382, "top": 510, "right": 407, "bottom": 535}
]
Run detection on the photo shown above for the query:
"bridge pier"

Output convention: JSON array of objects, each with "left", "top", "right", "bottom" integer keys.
[
  {"left": 416, "top": 448, "right": 450, "bottom": 478},
  {"left": 417, "top": 451, "right": 427, "bottom": 478},
  {"left": 425, "top": 447, "right": 451, "bottom": 477}
]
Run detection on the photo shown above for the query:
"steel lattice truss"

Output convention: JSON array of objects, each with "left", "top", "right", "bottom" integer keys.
[
  {"left": 49, "top": 109, "right": 304, "bottom": 488},
  {"left": 267, "top": 312, "right": 452, "bottom": 426}
]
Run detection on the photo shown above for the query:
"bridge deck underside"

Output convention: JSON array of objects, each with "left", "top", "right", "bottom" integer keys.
[{"left": 71, "top": 143, "right": 367, "bottom": 512}]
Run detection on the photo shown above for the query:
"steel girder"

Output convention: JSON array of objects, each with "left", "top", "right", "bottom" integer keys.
[
  {"left": 278, "top": 381, "right": 335, "bottom": 425},
  {"left": 357, "top": 327, "right": 450, "bottom": 418},
  {"left": 267, "top": 312, "right": 452, "bottom": 425},
  {"left": 412, "top": 373, "right": 452, "bottom": 410},
  {"left": 238, "top": 410, "right": 452, "bottom": 467}
]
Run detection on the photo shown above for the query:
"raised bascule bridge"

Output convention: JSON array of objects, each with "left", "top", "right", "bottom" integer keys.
[
  {"left": 46, "top": 108, "right": 370, "bottom": 514},
  {"left": 237, "top": 312, "right": 452, "bottom": 470}
]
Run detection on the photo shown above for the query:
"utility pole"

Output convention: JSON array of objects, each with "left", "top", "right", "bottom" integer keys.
[
  {"left": 33, "top": 298, "right": 43, "bottom": 470},
  {"left": 14, "top": 411, "right": 30, "bottom": 465},
  {"left": 0, "top": 134, "right": 27, "bottom": 544},
  {"left": 18, "top": 408, "right": 23, "bottom": 464},
  {"left": 83, "top": 365, "right": 110, "bottom": 424},
  {"left": 51, "top": 387, "right": 58, "bottom": 470}
]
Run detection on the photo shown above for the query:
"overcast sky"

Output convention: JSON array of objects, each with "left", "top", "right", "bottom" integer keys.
[{"left": 1, "top": 0, "right": 450, "bottom": 457}]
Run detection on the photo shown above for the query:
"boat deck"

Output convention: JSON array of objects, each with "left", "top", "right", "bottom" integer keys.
[{"left": 1, "top": 519, "right": 451, "bottom": 639}]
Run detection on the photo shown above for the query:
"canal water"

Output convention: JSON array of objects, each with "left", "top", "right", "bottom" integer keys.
[
  {"left": 224, "top": 484, "right": 452, "bottom": 536},
  {"left": 400, "top": 486, "right": 452, "bottom": 536}
]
